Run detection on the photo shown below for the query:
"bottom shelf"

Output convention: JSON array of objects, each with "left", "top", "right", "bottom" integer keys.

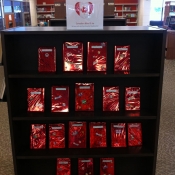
[{"left": 16, "top": 157, "right": 154, "bottom": 175}]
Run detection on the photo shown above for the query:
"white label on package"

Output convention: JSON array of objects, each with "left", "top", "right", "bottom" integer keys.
[
  {"left": 41, "top": 49, "right": 52, "bottom": 52},
  {"left": 91, "top": 46, "right": 103, "bottom": 48},
  {"left": 93, "top": 126, "right": 103, "bottom": 128},
  {"left": 117, "top": 48, "right": 128, "bottom": 51},
  {"left": 51, "top": 127, "right": 62, "bottom": 130},
  {"left": 31, "top": 91, "right": 41, "bottom": 95},
  {"left": 79, "top": 86, "right": 90, "bottom": 89},
  {"left": 56, "top": 88, "right": 67, "bottom": 90}
]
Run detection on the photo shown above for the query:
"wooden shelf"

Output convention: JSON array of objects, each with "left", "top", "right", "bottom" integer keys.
[
  {"left": 1, "top": 26, "right": 166, "bottom": 175},
  {"left": 37, "top": 11, "right": 55, "bottom": 13},
  {"left": 16, "top": 147, "right": 154, "bottom": 159}
]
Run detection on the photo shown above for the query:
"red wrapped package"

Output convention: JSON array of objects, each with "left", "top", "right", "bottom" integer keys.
[
  {"left": 49, "top": 124, "right": 65, "bottom": 149},
  {"left": 75, "top": 83, "right": 94, "bottom": 111},
  {"left": 103, "top": 86, "right": 119, "bottom": 111},
  {"left": 69, "top": 121, "right": 86, "bottom": 148},
  {"left": 78, "top": 158, "right": 93, "bottom": 175},
  {"left": 63, "top": 42, "right": 83, "bottom": 72},
  {"left": 30, "top": 124, "right": 46, "bottom": 149},
  {"left": 57, "top": 158, "right": 71, "bottom": 175},
  {"left": 114, "top": 45, "right": 130, "bottom": 74},
  {"left": 87, "top": 42, "right": 107, "bottom": 72},
  {"left": 51, "top": 86, "right": 69, "bottom": 112},
  {"left": 100, "top": 158, "right": 114, "bottom": 175},
  {"left": 125, "top": 87, "right": 140, "bottom": 110},
  {"left": 128, "top": 123, "right": 142, "bottom": 146},
  {"left": 38, "top": 47, "right": 56, "bottom": 72},
  {"left": 111, "top": 123, "right": 126, "bottom": 147},
  {"left": 27, "top": 88, "right": 45, "bottom": 112},
  {"left": 89, "top": 122, "right": 107, "bottom": 148}
]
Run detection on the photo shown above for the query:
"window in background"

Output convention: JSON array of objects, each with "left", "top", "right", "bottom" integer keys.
[{"left": 150, "top": 0, "right": 164, "bottom": 21}]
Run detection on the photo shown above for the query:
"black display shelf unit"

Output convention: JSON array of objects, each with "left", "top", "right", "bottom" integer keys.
[
  {"left": 1, "top": 26, "right": 166, "bottom": 175},
  {"left": 49, "top": 18, "right": 126, "bottom": 26}
]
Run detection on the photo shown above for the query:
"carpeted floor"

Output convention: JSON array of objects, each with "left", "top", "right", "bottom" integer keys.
[{"left": 0, "top": 59, "right": 175, "bottom": 175}]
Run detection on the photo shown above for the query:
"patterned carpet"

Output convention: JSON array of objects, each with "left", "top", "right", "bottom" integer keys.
[{"left": 0, "top": 59, "right": 175, "bottom": 175}]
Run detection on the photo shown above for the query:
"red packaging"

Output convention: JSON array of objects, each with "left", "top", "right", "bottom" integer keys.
[
  {"left": 78, "top": 158, "right": 93, "bottom": 175},
  {"left": 69, "top": 121, "right": 86, "bottom": 148},
  {"left": 89, "top": 122, "right": 107, "bottom": 148},
  {"left": 103, "top": 86, "right": 119, "bottom": 111},
  {"left": 63, "top": 42, "right": 83, "bottom": 72},
  {"left": 30, "top": 124, "right": 46, "bottom": 149},
  {"left": 27, "top": 88, "right": 45, "bottom": 112},
  {"left": 57, "top": 158, "right": 71, "bottom": 175},
  {"left": 111, "top": 123, "right": 126, "bottom": 147},
  {"left": 51, "top": 86, "right": 69, "bottom": 112},
  {"left": 49, "top": 124, "right": 65, "bottom": 149},
  {"left": 125, "top": 87, "right": 140, "bottom": 110},
  {"left": 128, "top": 123, "right": 142, "bottom": 146},
  {"left": 114, "top": 45, "right": 130, "bottom": 74},
  {"left": 87, "top": 42, "right": 107, "bottom": 72},
  {"left": 38, "top": 47, "right": 56, "bottom": 72},
  {"left": 100, "top": 158, "right": 114, "bottom": 175},
  {"left": 75, "top": 83, "right": 94, "bottom": 111}
]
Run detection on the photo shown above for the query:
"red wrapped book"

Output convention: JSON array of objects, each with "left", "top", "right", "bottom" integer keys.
[
  {"left": 38, "top": 47, "right": 56, "bottom": 72},
  {"left": 125, "top": 87, "right": 140, "bottom": 110},
  {"left": 49, "top": 124, "right": 65, "bottom": 149},
  {"left": 89, "top": 122, "right": 107, "bottom": 148},
  {"left": 100, "top": 158, "right": 114, "bottom": 175},
  {"left": 30, "top": 124, "right": 46, "bottom": 149},
  {"left": 78, "top": 158, "right": 93, "bottom": 175},
  {"left": 128, "top": 123, "right": 142, "bottom": 146},
  {"left": 63, "top": 42, "right": 83, "bottom": 72},
  {"left": 27, "top": 88, "right": 45, "bottom": 112},
  {"left": 103, "top": 86, "right": 119, "bottom": 111},
  {"left": 57, "top": 158, "right": 71, "bottom": 175},
  {"left": 111, "top": 123, "right": 126, "bottom": 147},
  {"left": 51, "top": 86, "right": 69, "bottom": 112},
  {"left": 69, "top": 121, "right": 86, "bottom": 148},
  {"left": 87, "top": 42, "right": 107, "bottom": 72},
  {"left": 114, "top": 45, "right": 130, "bottom": 74},
  {"left": 75, "top": 83, "right": 94, "bottom": 111}
]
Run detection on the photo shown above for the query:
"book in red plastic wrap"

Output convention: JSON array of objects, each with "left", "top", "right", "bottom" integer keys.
[
  {"left": 49, "top": 124, "right": 65, "bottom": 149},
  {"left": 63, "top": 42, "right": 83, "bottom": 72},
  {"left": 128, "top": 123, "right": 142, "bottom": 146},
  {"left": 87, "top": 42, "right": 107, "bottom": 72},
  {"left": 103, "top": 86, "right": 119, "bottom": 111},
  {"left": 57, "top": 158, "right": 71, "bottom": 175},
  {"left": 78, "top": 158, "right": 93, "bottom": 175},
  {"left": 30, "top": 124, "right": 46, "bottom": 149},
  {"left": 27, "top": 88, "right": 45, "bottom": 112},
  {"left": 114, "top": 45, "right": 130, "bottom": 74},
  {"left": 38, "top": 47, "right": 56, "bottom": 72},
  {"left": 89, "top": 122, "right": 107, "bottom": 148},
  {"left": 125, "top": 87, "right": 140, "bottom": 111},
  {"left": 69, "top": 121, "right": 86, "bottom": 148},
  {"left": 51, "top": 86, "right": 69, "bottom": 112},
  {"left": 111, "top": 123, "right": 126, "bottom": 147},
  {"left": 100, "top": 158, "right": 114, "bottom": 175},
  {"left": 75, "top": 83, "right": 94, "bottom": 111}
]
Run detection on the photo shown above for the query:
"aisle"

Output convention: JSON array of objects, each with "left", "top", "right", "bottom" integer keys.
[
  {"left": 156, "top": 59, "right": 175, "bottom": 175},
  {"left": 0, "top": 102, "right": 14, "bottom": 175}
]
